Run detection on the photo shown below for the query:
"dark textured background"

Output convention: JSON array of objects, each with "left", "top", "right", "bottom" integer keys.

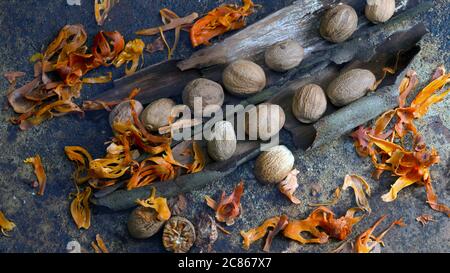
[{"left": 0, "top": 0, "right": 448, "bottom": 253}]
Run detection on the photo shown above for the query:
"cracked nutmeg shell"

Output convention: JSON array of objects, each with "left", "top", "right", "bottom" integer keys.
[
  {"left": 109, "top": 100, "right": 143, "bottom": 128},
  {"left": 365, "top": 0, "right": 396, "bottom": 24},
  {"left": 254, "top": 145, "right": 295, "bottom": 184},
  {"left": 140, "top": 98, "right": 176, "bottom": 131},
  {"left": 320, "top": 4, "right": 358, "bottom": 43},
  {"left": 326, "top": 68, "right": 376, "bottom": 107},
  {"left": 265, "top": 39, "right": 304, "bottom": 72},
  {"left": 222, "top": 59, "right": 266, "bottom": 97},
  {"left": 162, "top": 216, "right": 196, "bottom": 253},
  {"left": 183, "top": 78, "right": 224, "bottom": 117},
  {"left": 127, "top": 206, "right": 165, "bottom": 239},
  {"left": 292, "top": 83, "right": 327, "bottom": 123}
]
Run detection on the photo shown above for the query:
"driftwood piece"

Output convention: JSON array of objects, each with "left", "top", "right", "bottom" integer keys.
[{"left": 177, "top": 0, "right": 422, "bottom": 70}]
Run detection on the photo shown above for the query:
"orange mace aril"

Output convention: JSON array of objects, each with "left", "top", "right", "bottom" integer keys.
[
  {"left": 0, "top": 211, "right": 16, "bottom": 236},
  {"left": 206, "top": 181, "right": 244, "bottom": 226},
  {"left": 190, "top": 0, "right": 255, "bottom": 47},
  {"left": 351, "top": 66, "right": 450, "bottom": 216},
  {"left": 24, "top": 155, "right": 47, "bottom": 196},
  {"left": 70, "top": 186, "right": 92, "bottom": 229}
]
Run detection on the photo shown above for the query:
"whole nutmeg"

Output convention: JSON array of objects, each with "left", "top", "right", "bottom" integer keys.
[
  {"left": 292, "top": 84, "right": 327, "bottom": 123},
  {"left": 109, "top": 100, "right": 143, "bottom": 128},
  {"left": 163, "top": 216, "right": 196, "bottom": 253},
  {"left": 326, "top": 68, "right": 376, "bottom": 106},
  {"left": 127, "top": 206, "right": 165, "bottom": 239},
  {"left": 140, "top": 98, "right": 176, "bottom": 131},
  {"left": 265, "top": 40, "right": 305, "bottom": 72},
  {"left": 320, "top": 4, "right": 358, "bottom": 43},
  {"left": 365, "top": 0, "right": 395, "bottom": 24},
  {"left": 207, "top": 121, "right": 237, "bottom": 161},
  {"left": 222, "top": 59, "right": 266, "bottom": 97},
  {"left": 183, "top": 78, "right": 224, "bottom": 117},
  {"left": 254, "top": 145, "right": 295, "bottom": 184},
  {"left": 245, "top": 103, "right": 286, "bottom": 141}
]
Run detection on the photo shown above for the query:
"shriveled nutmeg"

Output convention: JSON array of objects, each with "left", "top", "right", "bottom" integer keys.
[
  {"left": 254, "top": 145, "right": 295, "bottom": 184},
  {"left": 265, "top": 40, "right": 304, "bottom": 72},
  {"left": 207, "top": 121, "right": 237, "bottom": 161},
  {"left": 109, "top": 100, "right": 143, "bottom": 128},
  {"left": 292, "top": 84, "right": 327, "bottom": 123},
  {"left": 245, "top": 103, "right": 285, "bottom": 141},
  {"left": 365, "top": 0, "right": 395, "bottom": 24},
  {"left": 320, "top": 4, "right": 358, "bottom": 43},
  {"left": 222, "top": 59, "right": 266, "bottom": 97},
  {"left": 127, "top": 206, "right": 165, "bottom": 239},
  {"left": 183, "top": 78, "right": 224, "bottom": 117},
  {"left": 326, "top": 69, "right": 376, "bottom": 106},
  {"left": 162, "top": 216, "right": 196, "bottom": 253},
  {"left": 140, "top": 98, "right": 176, "bottom": 131}
]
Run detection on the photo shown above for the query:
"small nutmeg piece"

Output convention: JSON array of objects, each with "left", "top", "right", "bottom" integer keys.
[
  {"left": 292, "top": 84, "right": 327, "bottom": 123},
  {"left": 326, "top": 68, "right": 376, "bottom": 106},
  {"left": 222, "top": 59, "right": 266, "bottom": 97},
  {"left": 140, "top": 98, "right": 176, "bottom": 131},
  {"left": 365, "top": 0, "right": 395, "bottom": 24},
  {"left": 162, "top": 216, "right": 196, "bottom": 253},
  {"left": 254, "top": 145, "right": 295, "bottom": 184},
  {"left": 245, "top": 103, "right": 286, "bottom": 141},
  {"left": 127, "top": 206, "right": 165, "bottom": 239},
  {"left": 265, "top": 39, "right": 304, "bottom": 72},
  {"left": 109, "top": 100, "right": 143, "bottom": 128},
  {"left": 320, "top": 4, "right": 358, "bottom": 43},
  {"left": 183, "top": 78, "right": 224, "bottom": 117},
  {"left": 207, "top": 121, "right": 237, "bottom": 161}
]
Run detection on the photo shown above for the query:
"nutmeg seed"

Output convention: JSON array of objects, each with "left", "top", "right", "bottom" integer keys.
[
  {"left": 140, "top": 98, "right": 176, "bottom": 131},
  {"left": 265, "top": 39, "right": 304, "bottom": 72},
  {"left": 326, "top": 69, "right": 376, "bottom": 106},
  {"left": 320, "top": 4, "right": 358, "bottom": 43},
  {"left": 207, "top": 121, "right": 237, "bottom": 161},
  {"left": 365, "top": 0, "right": 395, "bottom": 24},
  {"left": 183, "top": 78, "right": 224, "bottom": 117},
  {"left": 109, "top": 100, "right": 143, "bottom": 128},
  {"left": 254, "top": 145, "right": 295, "bottom": 184},
  {"left": 245, "top": 103, "right": 286, "bottom": 141},
  {"left": 222, "top": 59, "right": 266, "bottom": 97},
  {"left": 127, "top": 206, "right": 165, "bottom": 239},
  {"left": 292, "top": 83, "right": 327, "bottom": 123}
]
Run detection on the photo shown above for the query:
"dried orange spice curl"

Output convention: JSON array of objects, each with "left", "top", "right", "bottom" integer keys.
[
  {"left": 351, "top": 66, "right": 450, "bottom": 216},
  {"left": 205, "top": 181, "right": 244, "bottom": 226},
  {"left": 190, "top": 0, "right": 256, "bottom": 47}
]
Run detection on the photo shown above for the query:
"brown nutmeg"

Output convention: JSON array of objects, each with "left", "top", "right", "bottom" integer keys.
[
  {"left": 326, "top": 69, "right": 376, "bottom": 107},
  {"left": 320, "top": 4, "right": 358, "bottom": 43},
  {"left": 254, "top": 145, "right": 295, "bottom": 184},
  {"left": 265, "top": 40, "right": 304, "bottom": 72},
  {"left": 162, "top": 216, "right": 196, "bottom": 253},
  {"left": 207, "top": 121, "right": 237, "bottom": 161},
  {"left": 245, "top": 103, "right": 286, "bottom": 141},
  {"left": 109, "top": 100, "right": 143, "bottom": 128},
  {"left": 365, "top": 0, "right": 395, "bottom": 24},
  {"left": 292, "top": 84, "right": 327, "bottom": 123},
  {"left": 183, "top": 78, "right": 224, "bottom": 117},
  {"left": 140, "top": 98, "right": 176, "bottom": 131},
  {"left": 127, "top": 206, "right": 165, "bottom": 239},
  {"left": 222, "top": 59, "right": 266, "bottom": 97}
]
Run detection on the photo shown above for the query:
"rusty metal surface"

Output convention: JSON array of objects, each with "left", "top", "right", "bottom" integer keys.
[{"left": 0, "top": 0, "right": 448, "bottom": 253}]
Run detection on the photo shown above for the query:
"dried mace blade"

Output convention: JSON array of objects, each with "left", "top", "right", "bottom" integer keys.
[
  {"left": 91, "top": 234, "right": 109, "bottom": 253},
  {"left": 70, "top": 187, "right": 92, "bottom": 229},
  {"left": 136, "top": 187, "right": 171, "bottom": 221},
  {"left": 24, "top": 154, "right": 47, "bottom": 196},
  {"left": 94, "top": 0, "right": 119, "bottom": 26},
  {"left": 240, "top": 216, "right": 282, "bottom": 250},
  {"left": 205, "top": 180, "right": 244, "bottom": 226},
  {"left": 0, "top": 211, "right": 16, "bottom": 236},
  {"left": 278, "top": 169, "right": 301, "bottom": 204},
  {"left": 342, "top": 174, "right": 371, "bottom": 213},
  {"left": 190, "top": 0, "right": 256, "bottom": 47}
]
